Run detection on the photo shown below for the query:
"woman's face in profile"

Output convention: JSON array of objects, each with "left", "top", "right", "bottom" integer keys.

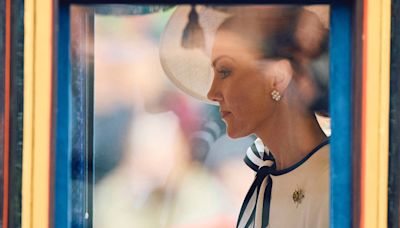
[{"left": 208, "top": 30, "right": 281, "bottom": 138}]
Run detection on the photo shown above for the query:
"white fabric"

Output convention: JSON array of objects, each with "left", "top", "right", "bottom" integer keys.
[
  {"left": 238, "top": 139, "right": 330, "bottom": 228},
  {"left": 268, "top": 145, "right": 330, "bottom": 228}
]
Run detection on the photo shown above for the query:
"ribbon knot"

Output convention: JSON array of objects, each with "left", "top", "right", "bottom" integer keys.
[
  {"left": 238, "top": 137, "right": 330, "bottom": 228},
  {"left": 257, "top": 166, "right": 273, "bottom": 178},
  {"left": 237, "top": 138, "right": 275, "bottom": 228}
]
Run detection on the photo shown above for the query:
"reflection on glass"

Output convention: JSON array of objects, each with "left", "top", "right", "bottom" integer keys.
[
  {"left": 93, "top": 7, "right": 255, "bottom": 228},
  {"left": 160, "top": 5, "right": 331, "bottom": 228},
  {"left": 88, "top": 4, "right": 333, "bottom": 228}
]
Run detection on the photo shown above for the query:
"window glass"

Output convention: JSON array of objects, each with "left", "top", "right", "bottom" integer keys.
[
  {"left": 92, "top": 7, "right": 256, "bottom": 227},
  {"left": 71, "top": 5, "right": 331, "bottom": 228}
]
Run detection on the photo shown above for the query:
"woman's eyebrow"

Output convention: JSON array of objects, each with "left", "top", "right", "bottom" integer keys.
[{"left": 212, "top": 55, "right": 236, "bottom": 67}]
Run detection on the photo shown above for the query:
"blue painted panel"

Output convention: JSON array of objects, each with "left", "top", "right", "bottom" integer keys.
[
  {"left": 55, "top": 4, "right": 72, "bottom": 228},
  {"left": 330, "top": 2, "right": 352, "bottom": 228}
]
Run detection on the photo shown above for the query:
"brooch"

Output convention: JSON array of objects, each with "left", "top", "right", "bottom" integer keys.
[{"left": 292, "top": 188, "right": 305, "bottom": 207}]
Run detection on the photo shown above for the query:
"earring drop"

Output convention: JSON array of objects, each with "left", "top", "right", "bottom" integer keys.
[{"left": 271, "top": 90, "right": 281, "bottom": 101}]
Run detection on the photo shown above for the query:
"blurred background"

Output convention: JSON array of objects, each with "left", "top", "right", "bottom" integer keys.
[{"left": 91, "top": 7, "right": 256, "bottom": 228}]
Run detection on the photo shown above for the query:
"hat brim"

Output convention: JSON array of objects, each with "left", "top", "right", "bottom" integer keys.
[
  {"left": 160, "top": 5, "right": 230, "bottom": 105},
  {"left": 160, "top": 5, "right": 330, "bottom": 107}
]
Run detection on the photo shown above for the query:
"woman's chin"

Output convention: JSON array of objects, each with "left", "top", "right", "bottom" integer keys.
[{"left": 226, "top": 127, "right": 248, "bottom": 139}]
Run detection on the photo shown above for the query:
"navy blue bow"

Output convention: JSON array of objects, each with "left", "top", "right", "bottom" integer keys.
[{"left": 237, "top": 138, "right": 275, "bottom": 228}]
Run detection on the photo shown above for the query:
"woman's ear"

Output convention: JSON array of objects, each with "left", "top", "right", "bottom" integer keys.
[{"left": 271, "top": 59, "right": 293, "bottom": 93}]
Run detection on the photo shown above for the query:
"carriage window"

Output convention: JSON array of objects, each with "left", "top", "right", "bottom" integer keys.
[
  {"left": 91, "top": 7, "right": 256, "bottom": 227},
  {"left": 68, "top": 4, "right": 336, "bottom": 227}
]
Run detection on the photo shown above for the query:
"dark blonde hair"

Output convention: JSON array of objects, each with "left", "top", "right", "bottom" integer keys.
[{"left": 217, "top": 6, "right": 330, "bottom": 115}]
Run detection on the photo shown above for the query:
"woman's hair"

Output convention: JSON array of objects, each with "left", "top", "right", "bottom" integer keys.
[{"left": 217, "top": 6, "right": 330, "bottom": 116}]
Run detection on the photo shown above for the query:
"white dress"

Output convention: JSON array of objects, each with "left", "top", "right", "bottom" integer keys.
[{"left": 237, "top": 138, "right": 330, "bottom": 228}]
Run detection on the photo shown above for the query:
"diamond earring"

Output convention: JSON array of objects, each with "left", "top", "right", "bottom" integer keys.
[{"left": 271, "top": 90, "right": 281, "bottom": 101}]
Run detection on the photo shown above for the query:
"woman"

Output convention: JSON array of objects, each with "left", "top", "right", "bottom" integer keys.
[{"left": 160, "top": 5, "right": 330, "bottom": 228}]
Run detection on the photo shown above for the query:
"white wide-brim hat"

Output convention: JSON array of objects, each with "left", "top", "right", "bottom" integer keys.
[
  {"left": 160, "top": 5, "right": 230, "bottom": 105},
  {"left": 160, "top": 5, "right": 329, "bottom": 107}
]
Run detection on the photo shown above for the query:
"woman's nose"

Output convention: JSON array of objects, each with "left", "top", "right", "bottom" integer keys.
[{"left": 207, "top": 79, "right": 223, "bottom": 102}]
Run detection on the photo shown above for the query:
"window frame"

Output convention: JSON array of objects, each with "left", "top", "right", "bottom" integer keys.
[
  {"left": 54, "top": 1, "right": 355, "bottom": 228},
  {"left": 0, "top": 0, "right": 6, "bottom": 225},
  {"left": 388, "top": 0, "right": 400, "bottom": 226},
  {"left": 1, "top": 0, "right": 24, "bottom": 227}
]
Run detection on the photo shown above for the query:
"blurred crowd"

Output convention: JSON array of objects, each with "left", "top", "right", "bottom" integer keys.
[{"left": 92, "top": 10, "right": 255, "bottom": 228}]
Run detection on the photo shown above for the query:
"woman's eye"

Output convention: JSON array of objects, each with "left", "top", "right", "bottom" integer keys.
[{"left": 217, "top": 68, "right": 232, "bottom": 78}]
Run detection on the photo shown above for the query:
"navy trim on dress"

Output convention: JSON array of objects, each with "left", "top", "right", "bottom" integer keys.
[{"left": 270, "top": 138, "right": 330, "bottom": 176}]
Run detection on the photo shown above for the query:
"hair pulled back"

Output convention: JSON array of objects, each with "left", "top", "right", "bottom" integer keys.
[{"left": 217, "top": 6, "right": 330, "bottom": 116}]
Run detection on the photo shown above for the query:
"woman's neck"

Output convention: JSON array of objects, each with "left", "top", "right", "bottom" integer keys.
[{"left": 256, "top": 108, "right": 327, "bottom": 170}]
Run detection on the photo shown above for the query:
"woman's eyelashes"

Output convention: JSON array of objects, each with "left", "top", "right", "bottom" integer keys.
[{"left": 216, "top": 67, "right": 232, "bottom": 79}]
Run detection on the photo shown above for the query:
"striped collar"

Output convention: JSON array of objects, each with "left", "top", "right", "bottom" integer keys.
[
  {"left": 237, "top": 137, "right": 330, "bottom": 228},
  {"left": 243, "top": 138, "right": 275, "bottom": 172},
  {"left": 243, "top": 137, "right": 330, "bottom": 175}
]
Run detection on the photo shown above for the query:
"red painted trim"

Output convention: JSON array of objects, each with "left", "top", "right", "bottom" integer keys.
[
  {"left": 360, "top": 0, "right": 368, "bottom": 227},
  {"left": 3, "top": 0, "right": 11, "bottom": 226}
]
